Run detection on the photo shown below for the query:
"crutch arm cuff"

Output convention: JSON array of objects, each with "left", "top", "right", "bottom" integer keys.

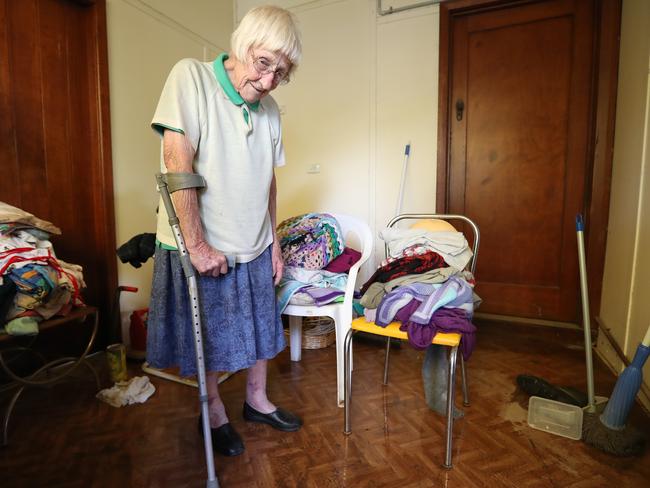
[{"left": 158, "top": 172, "right": 206, "bottom": 193}]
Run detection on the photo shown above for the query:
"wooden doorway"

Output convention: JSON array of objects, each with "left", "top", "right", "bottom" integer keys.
[{"left": 437, "top": 0, "right": 621, "bottom": 324}]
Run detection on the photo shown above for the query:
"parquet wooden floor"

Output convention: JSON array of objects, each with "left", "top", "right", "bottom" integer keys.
[{"left": 1, "top": 319, "right": 649, "bottom": 487}]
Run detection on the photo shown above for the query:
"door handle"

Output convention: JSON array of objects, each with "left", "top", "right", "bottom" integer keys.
[{"left": 456, "top": 99, "right": 465, "bottom": 121}]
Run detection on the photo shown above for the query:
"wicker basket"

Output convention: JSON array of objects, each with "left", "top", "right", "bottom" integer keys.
[{"left": 285, "top": 316, "right": 336, "bottom": 349}]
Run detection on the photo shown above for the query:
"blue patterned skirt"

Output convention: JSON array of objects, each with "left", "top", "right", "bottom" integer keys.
[{"left": 146, "top": 245, "right": 285, "bottom": 376}]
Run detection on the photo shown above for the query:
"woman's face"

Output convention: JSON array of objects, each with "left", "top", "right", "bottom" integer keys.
[{"left": 232, "top": 48, "right": 291, "bottom": 104}]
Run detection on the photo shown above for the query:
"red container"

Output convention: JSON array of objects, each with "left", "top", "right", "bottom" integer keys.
[{"left": 128, "top": 308, "right": 148, "bottom": 359}]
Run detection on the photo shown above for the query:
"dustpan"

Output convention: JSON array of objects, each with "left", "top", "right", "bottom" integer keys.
[{"left": 527, "top": 396, "right": 584, "bottom": 440}]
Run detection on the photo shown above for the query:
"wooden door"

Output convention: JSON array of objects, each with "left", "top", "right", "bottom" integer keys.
[
  {"left": 440, "top": 0, "right": 598, "bottom": 322},
  {"left": 0, "top": 0, "right": 116, "bottom": 341}
]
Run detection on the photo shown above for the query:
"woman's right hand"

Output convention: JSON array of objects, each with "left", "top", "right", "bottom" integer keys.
[{"left": 187, "top": 240, "right": 229, "bottom": 277}]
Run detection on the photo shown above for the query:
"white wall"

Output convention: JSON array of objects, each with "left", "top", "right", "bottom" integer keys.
[
  {"left": 375, "top": 7, "right": 438, "bottom": 230},
  {"left": 597, "top": 0, "right": 650, "bottom": 408},
  {"left": 238, "top": 0, "right": 440, "bottom": 277},
  {"left": 107, "top": 0, "right": 233, "bottom": 339},
  {"left": 267, "top": 0, "right": 373, "bottom": 225}
]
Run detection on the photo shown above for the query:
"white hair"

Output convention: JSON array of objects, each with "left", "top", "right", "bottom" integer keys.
[{"left": 231, "top": 5, "right": 302, "bottom": 74}]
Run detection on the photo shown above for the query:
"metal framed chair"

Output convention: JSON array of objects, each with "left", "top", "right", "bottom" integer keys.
[
  {"left": 343, "top": 213, "right": 480, "bottom": 469},
  {"left": 0, "top": 306, "right": 99, "bottom": 446},
  {"left": 283, "top": 213, "right": 373, "bottom": 407}
]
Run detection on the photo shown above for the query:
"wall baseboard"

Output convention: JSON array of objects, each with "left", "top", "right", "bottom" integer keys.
[{"left": 474, "top": 312, "right": 581, "bottom": 330}]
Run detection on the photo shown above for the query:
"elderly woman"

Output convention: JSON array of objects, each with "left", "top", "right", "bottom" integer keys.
[{"left": 146, "top": 6, "right": 302, "bottom": 457}]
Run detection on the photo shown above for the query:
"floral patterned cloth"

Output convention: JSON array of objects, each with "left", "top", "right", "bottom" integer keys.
[{"left": 360, "top": 251, "right": 448, "bottom": 295}]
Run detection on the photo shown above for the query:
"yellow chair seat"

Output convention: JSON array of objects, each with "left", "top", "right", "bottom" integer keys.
[{"left": 351, "top": 317, "right": 461, "bottom": 347}]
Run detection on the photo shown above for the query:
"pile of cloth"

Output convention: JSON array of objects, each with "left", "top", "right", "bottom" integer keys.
[
  {"left": 275, "top": 213, "right": 361, "bottom": 313},
  {"left": 359, "top": 223, "right": 480, "bottom": 361},
  {"left": 359, "top": 220, "right": 480, "bottom": 418},
  {"left": 0, "top": 202, "right": 85, "bottom": 335}
]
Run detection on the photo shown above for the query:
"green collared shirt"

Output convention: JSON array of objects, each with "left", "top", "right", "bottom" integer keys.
[{"left": 214, "top": 53, "right": 259, "bottom": 125}]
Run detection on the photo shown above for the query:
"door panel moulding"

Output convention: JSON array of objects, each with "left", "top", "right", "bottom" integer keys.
[
  {"left": 236, "top": 0, "right": 347, "bottom": 19},
  {"left": 377, "top": 0, "right": 442, "bottom": 16},
  {"left": 119, "top": 0, "right": 224, "bottom": 52}
]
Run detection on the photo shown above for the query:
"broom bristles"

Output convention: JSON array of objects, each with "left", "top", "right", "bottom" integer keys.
[{"left": 582, "top": 410, "right": 646, "bottom": 457}]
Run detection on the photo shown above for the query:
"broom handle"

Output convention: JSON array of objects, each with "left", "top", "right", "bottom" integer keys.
[
  {"left": 576, "top": 214, "right": 596, "bottom": 412},
  {"left": 395, "top": 143, "right": 411, "bottom": 216}
]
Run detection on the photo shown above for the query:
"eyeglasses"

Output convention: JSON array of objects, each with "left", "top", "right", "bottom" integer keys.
[{"left": 251, "top": 55, "right": 291, "bottom": 85}]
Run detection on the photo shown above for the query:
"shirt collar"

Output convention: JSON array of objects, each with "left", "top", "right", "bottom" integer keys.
[{"left": 213, "top": 53, "right": 260, "bottom": 112}]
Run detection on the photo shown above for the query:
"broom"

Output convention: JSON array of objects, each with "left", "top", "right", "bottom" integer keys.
[
  {"left": 583, "top": 324, "right": 649, "bottom": 456},
  {"left": 577, "top": 214, "right": 647, "bottom": 456},
  {"left": 600, "top": 326, "right": 650, "bottom": 428}
]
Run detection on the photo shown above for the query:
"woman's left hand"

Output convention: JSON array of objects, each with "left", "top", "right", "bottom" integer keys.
[{"left": 271, "top": 239, "right": 284, "bottom": 286}]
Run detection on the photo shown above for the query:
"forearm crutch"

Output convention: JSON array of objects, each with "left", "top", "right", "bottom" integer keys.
[{"left": 156, "top": 172, "right": 219, "bottom": 488}]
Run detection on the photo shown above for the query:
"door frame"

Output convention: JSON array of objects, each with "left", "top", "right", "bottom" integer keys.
[{"left": 436, "top": 0, "right": 621, "bottom": 320}]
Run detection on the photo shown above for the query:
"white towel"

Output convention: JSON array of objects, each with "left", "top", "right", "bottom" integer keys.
[
  {"left": 379, "top": 228, "right": 473, "bottom": 271},
  {"left": 96, "top": 376, "right": 156, "bottom": 408}
]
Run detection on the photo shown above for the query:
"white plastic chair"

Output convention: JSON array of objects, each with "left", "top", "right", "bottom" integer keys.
[{"left": 283, "top": 213, "right": 373, "bottom": 407}]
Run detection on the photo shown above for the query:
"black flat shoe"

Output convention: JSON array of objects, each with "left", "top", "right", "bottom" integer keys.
[
  {"left": 242, "top": 402, "right": 303, "bottom": 432},
  {"left": 198, "top": 418, "right": 245, "bottom": 457}
]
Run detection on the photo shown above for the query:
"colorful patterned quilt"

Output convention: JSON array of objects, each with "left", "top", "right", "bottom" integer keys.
[{"left": 277, "top": 213, "right": 344, "bottom": 270}]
